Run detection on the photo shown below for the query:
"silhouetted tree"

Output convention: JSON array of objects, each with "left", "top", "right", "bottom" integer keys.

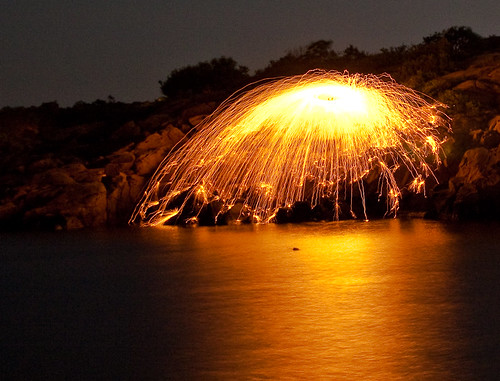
[
  {"left": 423, "top": 26, "right": 481, "bottom": 57},
  {"left": 303, "top": 40, "right": 337, "bottom": 61},
  {"left": 159, "top": 57, "right": 249, "bottom": 98},
  {"left": 342, "top": 45, "right": 366, "bottom": 60}
]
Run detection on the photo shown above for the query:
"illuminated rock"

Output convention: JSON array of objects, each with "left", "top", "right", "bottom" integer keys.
[{"left": 133, "top": 125, "right": 184, "bottom": 176}]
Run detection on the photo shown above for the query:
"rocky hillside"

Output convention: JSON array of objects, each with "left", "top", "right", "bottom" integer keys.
[
  {"left": 428, "top": 52, "right": 500, "bottom": 219},
  {"left": 0, "top": 53, "right": 499, "bottom": 230}
]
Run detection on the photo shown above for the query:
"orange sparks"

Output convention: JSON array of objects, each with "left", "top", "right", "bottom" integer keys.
[{"left": 130, "top": 70, "right": 450, "bottom": 226}]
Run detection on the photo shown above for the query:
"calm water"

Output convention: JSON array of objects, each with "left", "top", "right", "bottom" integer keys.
[{"left": 1, "top": 219, "right": 500, "bottom": 380}]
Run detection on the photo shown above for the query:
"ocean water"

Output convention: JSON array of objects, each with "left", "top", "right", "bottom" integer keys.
[{"left": 1, "top": 219, "right": 500, "bottom": 380}]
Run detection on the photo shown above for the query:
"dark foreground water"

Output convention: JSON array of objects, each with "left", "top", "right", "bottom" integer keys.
[{"left": 1, "top": 219, "right": 500, "bottom": 380}]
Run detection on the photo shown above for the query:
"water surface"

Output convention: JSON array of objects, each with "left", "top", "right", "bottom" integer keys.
[{"left": 1, "top": 219, "right": 500, "bottom": 379}]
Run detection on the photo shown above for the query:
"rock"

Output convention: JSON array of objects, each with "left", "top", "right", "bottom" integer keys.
[
  {"left": 275, "top": 207, "right": 293, "bottom": 223},
  {"left": 452, "top": 183, "right": 481, "bottom": 219},
  {"left": 23, "top": 181, "right": 107, "bottom": 230},
  {"left": 276, "top": 201, "right": 313, "bottom": 223},
  {"left": 134, "top": 152, "right": 163, "bottom": 176},
  {"left": 28, "top": 157, "right": 64, "bottom": 173},
  {"left": 106, "top": 151, "right": 135, "bottom": 172},
  {"left": 32, "top": 169, "right": 76, "bottom": 186},
  {"left": 133, "top": 125, "right": 184, "bottom": 176},
  {"left": 437, "top": 146, "right": 500, "bottom": 220},
  {"left": 111, "top": 120, "right": 141, "bottom": 141},
  {"left": 488, "top": 115, "right": 500, "bottom": 133},
  {"left": 105, "top": 173, "right": 146, "bottom": 226},
  {"left": 2, "top": 163, "right": 109, "bottom": 230},
  {"left": 138, "top": 114, "right": 172, "bottom": 132},
  {"left": 454, "top": 79, "right": 477, "bottom": 91},
  {"left": 135, "top": 132, "right": 165, "bottom": 152},
  {"left": 197, "top": 199, "right": 226, "bottom": 226},
  {"left": 180, "top": 123, "right": 192, "bottom": 133},
  {"left": 39, "top": 163, "right": 104, "bottom": 184},
  {"left": 453, "top": 147, "right": 495, "bottom": 186},
  {"left": 104, "top": 163, "right": 121, "bottom": 178},
  {"left": 291, "top": 201, "right": 313, "bottom": 222},
  {"left": 65, "top": 216, "right": 85, "bottom": 230},
  {"left": 470, "top": 129, "right": 483, "bottom": 142},
  {"left": 135, "top": 124, "right": 184, "bottom": 153},
  {"left": 480, "top": 130, "right": 500, "bottom": 148},
  {"left": 225, "top": 201, "right": 252, "bottom": 223},
  {"left": 443, "top": 53, "right": 500, "bottom": 84},
  {"left": 454, "top": 79, "right": 500, "bottom": 94},
  {"left": 188, "top": 114, "right": 207, "bottom": 126},
  {"left": 0, "top": 202, "right": 18, "bottom": 226},
  {"left": 181, "top": 102, "right": 216, "bottom": 120}
]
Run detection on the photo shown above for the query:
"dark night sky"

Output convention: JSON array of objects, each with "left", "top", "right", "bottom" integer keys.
[{"left": 1, "top": 0, "right": 498, "bottom": 108}]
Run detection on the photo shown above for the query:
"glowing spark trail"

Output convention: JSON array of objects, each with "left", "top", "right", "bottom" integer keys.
[{"left": 130, "top": 70, "right": 449, "bottom": 226}]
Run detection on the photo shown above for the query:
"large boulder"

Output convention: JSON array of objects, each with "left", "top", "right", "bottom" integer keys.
[
  {"left": 105, "top": 173, "right": 146, "bottom": 226},
  {"left": 434, "top": 146, "right": 500, "bottom": 220}
]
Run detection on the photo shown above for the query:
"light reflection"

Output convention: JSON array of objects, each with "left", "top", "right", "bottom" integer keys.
[{"left": 138, "top": 219, "right": 471, "bottom": 379}]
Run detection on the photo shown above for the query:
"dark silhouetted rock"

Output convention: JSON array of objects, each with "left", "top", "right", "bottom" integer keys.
[
  {"left": 291, "top": 201, "right": 313, "bottom": 222},
  {"left": 480, "top": 130, "right": 500, "bottom": 148},
  {"left": 433, "top": 146, "right": 500, "bottom": 220}
]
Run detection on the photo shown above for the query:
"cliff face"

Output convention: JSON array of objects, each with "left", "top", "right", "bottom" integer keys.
[{"left": 0, "top": 53, "right": 499, "bottom": 230}]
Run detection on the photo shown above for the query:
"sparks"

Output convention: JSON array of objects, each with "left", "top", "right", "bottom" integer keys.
[{"left": 130, "top": 70, "right": 449, "bottom": 226}]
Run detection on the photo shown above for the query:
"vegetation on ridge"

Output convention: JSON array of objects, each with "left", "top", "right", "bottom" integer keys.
[{"left": 159, "top": 26, "right": 498, "bottom": 99}]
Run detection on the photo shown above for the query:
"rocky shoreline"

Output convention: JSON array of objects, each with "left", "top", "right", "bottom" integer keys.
[
  {"left": 0, "top": 100, "right": 216, "bottom": 230},
  {"left": 1, "top": 53, "right": 499, "bottom": 230}
]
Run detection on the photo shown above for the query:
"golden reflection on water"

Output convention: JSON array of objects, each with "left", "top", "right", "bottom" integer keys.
[{"left": 143, "top": 220, "right": 476, "bottom": 379}]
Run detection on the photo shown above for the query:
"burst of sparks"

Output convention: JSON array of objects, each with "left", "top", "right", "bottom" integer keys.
[{"left": 130, "top": 70, "right": 450, "bottom": 226}]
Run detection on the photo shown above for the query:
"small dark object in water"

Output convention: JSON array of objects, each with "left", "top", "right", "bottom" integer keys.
[{"left": 292, "top": 247, "right": 300, "bottom": 251}]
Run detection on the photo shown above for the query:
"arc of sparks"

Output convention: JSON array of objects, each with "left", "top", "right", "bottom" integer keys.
[{"left": 130, "top": 70, "right": 450, "bottom": 226}]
